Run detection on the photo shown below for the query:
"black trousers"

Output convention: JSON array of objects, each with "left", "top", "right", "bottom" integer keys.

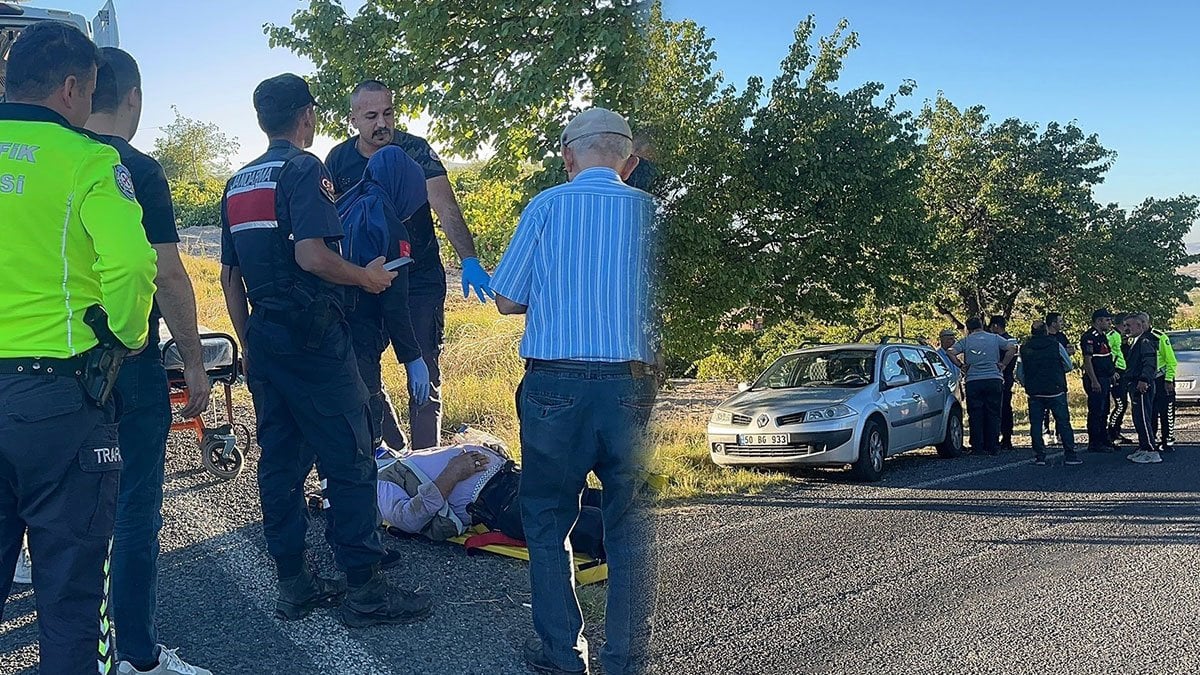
[
  {"left": 1108, "top": 377, "right": 1129, "bottom": 440},
  {"left": 0, "top": 375, "right": 121, "bottom": 674},
  {"left": 246, "top": 313, "right": 385, "bottom": 576},
  {"left": 1000, "top": 378, "right": 1015, "bottom": 446},
  {"left": 472, "top": 463, "right": 606, "bottom": 560},
  {"left": 965, "top": 379, "right": 1003, "bottom": 455},
  {"left": 1153, "top": 376, "right": 1176, "bottom": 447},
  {"left": 1129, "top": 381, "right": 1158, "bottom": 453},
  {"left": 1084, "top": 373, "right": 1112, "bottom": 449}
]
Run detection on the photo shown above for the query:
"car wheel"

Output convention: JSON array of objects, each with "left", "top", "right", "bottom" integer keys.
[
  {"left": 851, "top": 419, "right": 886, "bottom": 482},
  {"left": 936, "top": 407, "right": 965, "bottom": 458}
]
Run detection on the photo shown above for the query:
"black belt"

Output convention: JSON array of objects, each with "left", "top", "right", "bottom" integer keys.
[
  {"left": 525, "top": 359, "right": 659, "bottom": 378},
  {"left": 0, "top": 355, "right": 86, "bottom": 377}
]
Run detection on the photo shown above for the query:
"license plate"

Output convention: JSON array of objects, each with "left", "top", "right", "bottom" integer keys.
[
  {"left": 1179, "top": 381, "right": 1193, "bottom": 390},
  {"left": 739, "top": 434, "right": 790, "bottom": 446}
]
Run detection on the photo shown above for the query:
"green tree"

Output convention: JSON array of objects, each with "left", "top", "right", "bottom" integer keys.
[
  {"left": 919, "top": 96, "right": 1115, "bottom": 324},
  {"left": 1055, "top": 196, "right": 1200, "bottom": 327},
  {"left": 443, "top": 167, "right": 524, "bottom": 268},
  {"left": 151, "top": 106, "right": 240, "bottom": 183},
  {"left": 646, "top": 12, "right": 930, "bottom": 364},
  {"left": 266, "top": 0, "right": 648, "bottom": 181},
  {"left": 170, "top": 176, "right": 226, "bottom": 229}
]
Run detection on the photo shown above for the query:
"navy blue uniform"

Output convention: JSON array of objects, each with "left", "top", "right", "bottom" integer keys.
[
  {"left": 1081, "top": 328, "right": 1115, "bottom": 449},
  {"left": 101, "top": 135, "right": 181, "bottom": 667},
  {"left": 220, "top": 140, "right": 385, "bottom": 575},
  {"left": 327, "top": 133, "right": 448, "bottom": 449}
]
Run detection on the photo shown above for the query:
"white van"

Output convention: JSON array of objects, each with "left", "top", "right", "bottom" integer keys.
[{"left": 1, "top": 0, "right": 119, "bottom": 98}]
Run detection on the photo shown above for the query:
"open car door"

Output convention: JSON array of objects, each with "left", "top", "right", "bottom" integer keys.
[{"left": 91, "top": 0, "right": 118, "bottom": 47}]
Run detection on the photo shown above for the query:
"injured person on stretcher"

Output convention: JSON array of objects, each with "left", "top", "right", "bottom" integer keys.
[{"left": 377, "top": 445, "right": 606, "bottom": 560}]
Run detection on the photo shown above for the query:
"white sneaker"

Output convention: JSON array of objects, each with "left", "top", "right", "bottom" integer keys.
[
  {"left": 12, "top": 546, "right": 31, "bottom": 585},
  {"left": 1126, "top": 451, "right": 1145, "bottom": 462},
  {"left": 1131, "top": 451, "right": 1163, "bottom": 464},
  {"left": 117, "top": 646, "right": 212, "bottom": 675}
]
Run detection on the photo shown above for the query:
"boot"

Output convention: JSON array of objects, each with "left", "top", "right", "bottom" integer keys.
[
  {"left": 338, "top": 570, "right": 433, "bottom": 628},
  {"left": 275, "top": 566, "right": 347, "bottom": 621}
]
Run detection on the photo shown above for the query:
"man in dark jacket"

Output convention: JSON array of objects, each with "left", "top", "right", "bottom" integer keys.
[
  {"left": 1122, "top": 312, "right": 1161, "bottom": 464},
  {"left": 1016, "top": 322, "right": 1081, "bottom": 466}
]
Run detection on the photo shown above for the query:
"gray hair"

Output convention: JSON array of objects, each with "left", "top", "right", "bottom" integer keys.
[
  {"left": 1133, "top": 312, "right": 1150, "bottom": 325},
  {"left": 568, "top": 132, "right": 633, "bottom": 162}
]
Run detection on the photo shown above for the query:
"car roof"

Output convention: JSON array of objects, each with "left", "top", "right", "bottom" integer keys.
[{"left": 779, "top": 343, "right": 931, "bottom": 358}]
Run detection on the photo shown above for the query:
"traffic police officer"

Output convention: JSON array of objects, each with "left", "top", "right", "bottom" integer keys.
[
  {"left": 1149, "top": 318, "right": 1178, "bottom": 451},
  {"left": 219, "top": 73, "right": 431, "bottom": 627},
  {"left": 1107, "top": 313, "right": 1132, "bottom": 444},
  {"left": 0, "top": 22, "right": 157, "bottom": 674}
]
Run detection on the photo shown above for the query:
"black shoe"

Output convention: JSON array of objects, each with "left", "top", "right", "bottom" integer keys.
[
  {"left": 1161, "top": 443, "right": 1176, "bottom": 453},
  {"left": 1112, "top": 434, "right": 1133, "bottom": 445},
  {"left": 1086, "top": 445, "right": 1114, "bottom": 453},
  {"left": 275, "top": 567, "right": 346, "bottom": 621},
  {"left": 1064, "top": 453, "right": 1083, "bottom": 466},
  {"left": 338, "top": 572, "right": 433, "bottom": 628},
  {"left": 523, "top": 638, "right": 587, "bottom": 674},
  {"left": 1034, "top": 456, "right": 1049, "bottom": 466}
]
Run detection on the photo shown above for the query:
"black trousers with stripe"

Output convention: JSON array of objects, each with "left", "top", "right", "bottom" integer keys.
[
  {"left": 1153, "top": 376, "right": 1176, "bottom": 447},
  {"left": 1129, "top": 381, "right": 1158, "bottom": 454}
]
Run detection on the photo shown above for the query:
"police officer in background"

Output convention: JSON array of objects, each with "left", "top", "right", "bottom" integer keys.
[
  {"left": 1107, "top": 312, "right": 1133, "bottom": 444},
  {"left": 0, "top": 22, "right": 158, "bottom": 673},
  {"left": 326, "top": 79, "right": 493, "bottom": 450},
  {"left": 220, "top": 74, "right": 431, "bottom": 627},
  {"left": 1148, "top": 316, "right": 1178, "bottom": 452}
]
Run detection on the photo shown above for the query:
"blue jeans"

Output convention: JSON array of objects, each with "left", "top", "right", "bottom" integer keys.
[
  {"left": 112, "top": 351, "right": 173, "bottom": 666},
  {"left": 517, "top": 360, "right": 658, "bottom": 675},
  {"left": 1028, "top": 394, "right": 1076, "bottom": 459}
]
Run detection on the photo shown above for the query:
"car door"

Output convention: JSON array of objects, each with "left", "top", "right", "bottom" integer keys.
[
  {"left": 878, "top": 348, "right": 922, "bottom": 451},
  {"left": 899, "top": 348, "right": 941, "bottom": 445}
]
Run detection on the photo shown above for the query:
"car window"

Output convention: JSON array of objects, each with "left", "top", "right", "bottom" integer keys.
[
  {"left": 899, "top": 347, "right": 934, "bottom": 382},
  {"left": 923, "top": 350, "right": 949, "bottom": 377},
  {"left": 881, "top": 350, "right": 906, "bottom": 383},
  {"left": 754, "top": 349, "right": 877, "bottom": 389},
  {"left": 1169, "top": 333, "right": 1200, "bottom": 351}
]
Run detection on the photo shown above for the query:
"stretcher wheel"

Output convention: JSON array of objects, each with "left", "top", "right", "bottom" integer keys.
[{"left": 201, "top": 425, "right": 244, "bottom": 481}]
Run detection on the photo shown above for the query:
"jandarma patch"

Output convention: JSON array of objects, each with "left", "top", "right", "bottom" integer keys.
[
  {"left": 320, "top": 176, "right": 336, "bottom": 202},
  {"left": 114, "top": 165, "right": 137, "bottom": 201}
]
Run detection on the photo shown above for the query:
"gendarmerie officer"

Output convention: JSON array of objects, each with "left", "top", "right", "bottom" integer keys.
[
  {"left": 0, "top": 22, "right": 158, "bottom": 673},
  {"left": 1081, "top": 308, "right": 1118, "bottom": 452},
  {"left": 219, "top": 74, "right": 431, "bottom": 627}
]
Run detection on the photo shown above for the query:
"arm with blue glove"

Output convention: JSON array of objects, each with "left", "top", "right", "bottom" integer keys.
[
  {"left": 425, "top": 175, "right": 494, "bottom": 303},
  {"left": 460, "top": 257, "right": 494, "bottom": 303}
]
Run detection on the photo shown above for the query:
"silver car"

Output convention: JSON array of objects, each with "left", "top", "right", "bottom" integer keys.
[
  {"left": 1166, "top": 330, "right": 1200, "bottom": 405},
  {"left": 708, "top": 343, "right": 965, "bottom": 481}
]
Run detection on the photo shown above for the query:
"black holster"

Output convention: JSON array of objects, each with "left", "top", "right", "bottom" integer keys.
[{"left": 80, "top": 305, "right": 129, "bottom": 407}]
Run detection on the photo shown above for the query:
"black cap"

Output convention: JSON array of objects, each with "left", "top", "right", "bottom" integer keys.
[
  {"left": 253, "top": 74, "right": 316, "bottom": 115},
  {"left": 1092, "top": 308, "right": 1114, "bottom": 320}
]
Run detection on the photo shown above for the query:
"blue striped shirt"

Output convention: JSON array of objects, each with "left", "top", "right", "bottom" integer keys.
[{"left": 491, "top": 167, "right": 657, "bottom": 363}]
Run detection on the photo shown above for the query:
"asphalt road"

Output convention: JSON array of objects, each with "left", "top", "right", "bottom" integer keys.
[
  {"left": 646, "top": 415, "right": 1200, "bottom": 675},
  {"left": 3, "top": 404, "right": 1199, "bottom": 674}
]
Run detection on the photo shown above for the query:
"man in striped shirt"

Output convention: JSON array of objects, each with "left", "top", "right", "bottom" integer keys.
[{"left": 492, "top": 107, "right": 659, "bottom": 675}]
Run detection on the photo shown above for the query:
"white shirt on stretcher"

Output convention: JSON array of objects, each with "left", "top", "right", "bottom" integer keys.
[{"left": 377, "top": 445, "right": 506, "bottom": 535}]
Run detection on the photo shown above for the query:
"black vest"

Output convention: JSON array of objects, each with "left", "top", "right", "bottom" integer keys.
[{"left": 1022, "top": 335, "right": 1067, "bottom": 397}]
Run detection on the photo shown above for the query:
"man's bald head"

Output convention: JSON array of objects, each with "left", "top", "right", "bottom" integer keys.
[{"left": 349, "top": 80, "right": 395, "bottom": 152}]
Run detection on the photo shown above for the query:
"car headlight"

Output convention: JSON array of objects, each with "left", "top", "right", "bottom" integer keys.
[
  {"left": 805, "top": 404, "right": 855, "bottom": 422},
  {"left": 710, "top": 409, "right": 733, "bottom": 425}
]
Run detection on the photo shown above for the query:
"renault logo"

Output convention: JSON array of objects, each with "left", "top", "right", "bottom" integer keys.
[{"left": 756, "top": 414, "right": 770, "bottom": 428}]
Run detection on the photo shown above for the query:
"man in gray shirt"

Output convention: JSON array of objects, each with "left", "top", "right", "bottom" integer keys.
[{"left": 948, "top": 317, "right": 1018, "bottom": 455}]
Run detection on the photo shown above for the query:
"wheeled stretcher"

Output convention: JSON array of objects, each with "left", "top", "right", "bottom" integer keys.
[{"left": 158, "top": 320, "right": 248, "bottom": 480}]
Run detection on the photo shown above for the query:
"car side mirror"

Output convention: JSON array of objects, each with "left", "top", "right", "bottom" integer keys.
[
  {"left": 884, "top": 373, "right": 911, "bottom": 389},
  {"left": 737, "top": 382, "right": 751, "bottom": 393}
]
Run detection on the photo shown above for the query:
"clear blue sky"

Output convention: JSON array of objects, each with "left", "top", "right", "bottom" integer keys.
[
  {"left": 28, "top": 1, "right": 1199, "bottom": 228},
  {"left": 663, "top": 0, "right": 1200, "bottom": 217}
]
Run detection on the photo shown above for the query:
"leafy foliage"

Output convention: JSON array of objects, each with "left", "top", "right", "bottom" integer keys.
[
  {"left": 646, "top": 11, "right": 929, "bottom": 364},
  {"left": 170, "top": 176, "right": 225, "bottom": 229},
  {"left": 151, "top": 106, "right": 240, "bottom": 183},
  {"left": 266, "top": 0, "right": 648, "bottom": 183},
  {"left": 442, "top": 167, "right": 524, "bottom": 269}
]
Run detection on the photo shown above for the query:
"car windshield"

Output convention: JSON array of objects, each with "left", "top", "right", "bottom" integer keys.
[
  {"left": 1169, "top": 333, "right": 1200, "bottom": 351},
  {"left": 753, "top": 350, "right": 877, "bottom": 389}
]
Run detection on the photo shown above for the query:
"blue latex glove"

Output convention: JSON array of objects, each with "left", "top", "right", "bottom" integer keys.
[
  {"left": 461, "top": 257, "right": 495, "bottom": 303},
  {"left": 405, "top": 357, "right": 431, "bottom": 407}
]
